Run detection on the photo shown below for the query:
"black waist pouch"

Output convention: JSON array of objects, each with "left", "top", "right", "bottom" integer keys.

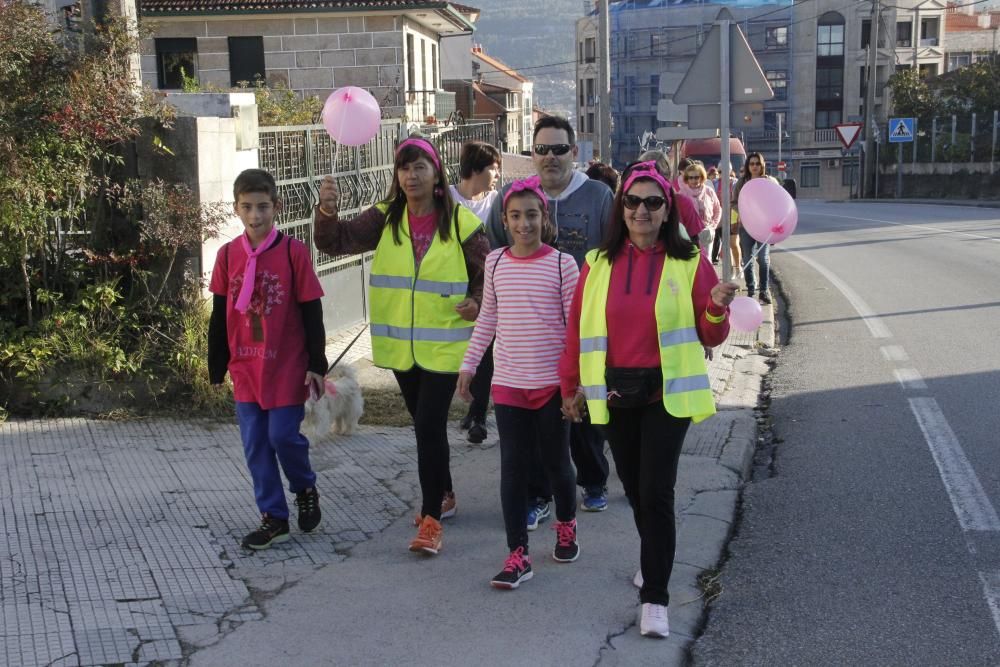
[{"left": 605, "top": 367, "right": 663, "bottom": 408}]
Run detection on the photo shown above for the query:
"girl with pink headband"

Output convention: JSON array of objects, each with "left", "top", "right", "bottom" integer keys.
[
  {"left": 458, "top": 176, "right": 582, "bottom": 589},
  {"left": 314, "top": 137, "right": 490, "bottom": 556},
  {"left": 559, "top": 160, "right": 738, "bottom": 637}
]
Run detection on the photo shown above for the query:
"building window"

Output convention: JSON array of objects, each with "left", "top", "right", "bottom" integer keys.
[
  {"left": 896, "top": 21, "right": 912, "bottom": 47},
  {"left": 585, "top": 37, "right": 596, "bottom": 63},
  {"left": 651, "top": 32, "right": 666, "bottom": 56},
  {"left": 431, "top": 43, "right": 438, "bottom": 89},
  {"left": 588, "top": 112, "right": 595, "bottom": 134},
  {"left": 228, "top": 36, "right": 265, "bottom": 87},
  {"left": 765, "top": 70, "right": 787, "bottom": 101},
  {"left": 815, "top": 12, "right": 845, "bottom": 130},
  {"left": 586, "top": 78, "right": 595, "bottom": 106},
  {"left": 579, "top": 41, "right": 584, "bottom": 64},
  {"left": 948, "top": 54, "right": 971, "bottom": 71},
  {"left": 625, "top": 76, "right": 637, "bottom": 106},
  {"left": 579, "top": 80, "right": 585, "bottom": 108},
  {"left": 420, "top": 39, "right": 426, "bottom": 90},
  {"left": 801, "top": 163, "right": 820, "bottom": 187},
  {"left": 580, "top": 115, "right": 586, "bottom": 132},
  {"left": 842, "top": 158, "right": 859, "bottom": 186},
  {"left": 817, "top": 20, "right": 844, "bottom": 56},
  {"left": 406, "top": 34, "right": 415, "bottom": 91},
  {"left": 765, "top": 26, "right": 788, "bottom": 48},
  {"left": 650, "top": 74, "right": 659, "bottom": 105},
  {"left": 764, "top": 111, "right": 787, "bottom": 133},
  {"left": 155, "top": 38, "right": 197, "bottom": 89}
]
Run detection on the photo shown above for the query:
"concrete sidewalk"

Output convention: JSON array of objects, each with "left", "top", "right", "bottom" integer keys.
[{"left": 0, "top": 301, "right": 773, "bottom": 667}]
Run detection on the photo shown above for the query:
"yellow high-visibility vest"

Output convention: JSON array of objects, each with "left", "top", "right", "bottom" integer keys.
[
  {"left": 368, "top": 202, "right": 483, "bottom": 372},
  {"left": 578, "top": 248, "right": 715, "bottom": 424}
]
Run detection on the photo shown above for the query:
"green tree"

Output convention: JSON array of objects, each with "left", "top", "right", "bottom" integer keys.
[
  {"left": 887, "top": 68, "right": 942, "bottom": 123},
  {"left": 936, "top": 60, "right": 1000, "bottom": 116}
]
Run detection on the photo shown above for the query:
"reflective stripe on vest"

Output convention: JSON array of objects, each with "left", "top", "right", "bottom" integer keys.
[
  {"left": 368, "top": 203, "right": 483, "bottom": 372},
  {"left": 578, "top": 248, "right": 715, "bottom": 425}
]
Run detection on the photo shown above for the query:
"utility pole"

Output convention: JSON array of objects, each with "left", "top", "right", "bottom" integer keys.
[
  {"left": 863, "top": 0, "right": 880, "bottom": 198},
  {"left": 598, "top": 0, "right": 612, "bottom": 163}
]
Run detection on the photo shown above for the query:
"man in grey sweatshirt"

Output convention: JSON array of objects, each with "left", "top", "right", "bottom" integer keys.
[{"left": 484, "top": 115, "right": 614, "bottom": 521}]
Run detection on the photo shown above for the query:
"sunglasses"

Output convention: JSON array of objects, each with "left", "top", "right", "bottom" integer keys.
[
  {"left": 533, "top": 143, "right": 572, "bottom": 156},
  {"left": 748, "top": 161, "right": 762, "bottom": 167},
  {"left": 623, "top": 194, "right": 667, "bottom": 211},
  {"left": 685, "top": 174, "right": 703, "bottom": 181}
]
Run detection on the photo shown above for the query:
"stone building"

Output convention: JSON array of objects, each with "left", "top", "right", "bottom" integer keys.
[{"left": 138, "top": 0, "right": 478, "bottom": 121}]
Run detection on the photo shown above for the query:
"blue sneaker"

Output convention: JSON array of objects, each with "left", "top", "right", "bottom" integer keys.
[
  {"left": 582, "top": 489, "right": 608, "bottom": 512},
  {"left": 526, "top": 501, "right": 550, "bottom": 531}
]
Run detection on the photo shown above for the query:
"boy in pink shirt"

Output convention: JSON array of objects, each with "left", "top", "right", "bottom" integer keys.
[{"left": 208, "top": 169, "right": 328, "bottom": 550}]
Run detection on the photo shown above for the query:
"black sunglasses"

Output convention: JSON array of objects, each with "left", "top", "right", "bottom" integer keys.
[
  {"left": 623, "top": 194, "right": 667, "bottom": 211},
  {"left": 533, "top": 143, "right": 572, "bottom": 156}
]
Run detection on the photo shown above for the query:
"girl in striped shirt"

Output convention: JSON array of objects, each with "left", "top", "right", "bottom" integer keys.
[{"left": 458, "top": 176, "right": 581, "bottom": 590}]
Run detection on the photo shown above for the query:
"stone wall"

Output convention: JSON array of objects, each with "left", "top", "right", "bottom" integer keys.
[{"left": 140, "top": 14, "right": 413, "bottom": 117}]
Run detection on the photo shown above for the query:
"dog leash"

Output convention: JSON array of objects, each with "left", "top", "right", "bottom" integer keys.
[{"left": 326, "top": 325, "right": 367, "bottom": 374}]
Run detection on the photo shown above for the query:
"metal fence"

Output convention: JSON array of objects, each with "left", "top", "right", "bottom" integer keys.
[
  {"left": 882, "top": 110, "right": 1000, "bottom": 171},
  {"left": 257, "top": 119, "right": 496, "bottom": 330}
]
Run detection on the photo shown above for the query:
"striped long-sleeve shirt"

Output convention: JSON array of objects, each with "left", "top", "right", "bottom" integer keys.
[{"left": 460, "top": 245, "right": 579, "bottom": 391}]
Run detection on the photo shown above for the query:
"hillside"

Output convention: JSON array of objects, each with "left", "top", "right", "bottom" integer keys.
[{"left": 470, "top": 0, "right": 588, "bottom": 118}]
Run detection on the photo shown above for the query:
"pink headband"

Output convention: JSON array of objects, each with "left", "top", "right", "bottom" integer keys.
[
  {"left": 622, "top": 161, "right": 673, "bottom": 207},
  {"left": 502, "top": 175, "right": 548, "bottom": 212},
  {"left": 396, "top": 137, "right": 441, "bottom": 171}
]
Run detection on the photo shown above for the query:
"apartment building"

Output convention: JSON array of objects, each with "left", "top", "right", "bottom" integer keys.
[{"left": 576, "top": 0, "right": 950, "bottom": 199}]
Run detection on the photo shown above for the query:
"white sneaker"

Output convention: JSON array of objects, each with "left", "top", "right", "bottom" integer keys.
[
  {"left": 639, "top": 603, "right": 669, "bottom": 638},
  {"left": 633, "top": 569, "right": 643, "bottom": 589}
]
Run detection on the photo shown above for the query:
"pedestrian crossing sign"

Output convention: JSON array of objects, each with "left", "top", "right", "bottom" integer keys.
[{"left": 888, "top": 117, "right": 915, "bottom": 143}]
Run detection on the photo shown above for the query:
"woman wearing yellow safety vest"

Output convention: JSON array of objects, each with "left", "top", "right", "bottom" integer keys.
[
  {"left": 558, "top": 161, "right": 739, "bottom": 639},
  {"left": 314, "top": 137, "right": 490, "bottom": 556}
]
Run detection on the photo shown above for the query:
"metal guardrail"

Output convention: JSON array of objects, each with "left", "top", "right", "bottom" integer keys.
[{"left": 258, "top": 119, "right": 496, "bottom": 278}]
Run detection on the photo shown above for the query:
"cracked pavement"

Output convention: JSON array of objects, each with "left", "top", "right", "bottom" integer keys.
[{"left": 1, "top": 299, "right": 772, "bottom": 666}]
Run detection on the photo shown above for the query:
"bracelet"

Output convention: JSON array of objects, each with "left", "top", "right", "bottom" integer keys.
[
  {"left": 318, "top": 205, "right": 336, "bottom": 217},
  {"left": 705, "top": 310, "right": 727, "bottom": 324}
]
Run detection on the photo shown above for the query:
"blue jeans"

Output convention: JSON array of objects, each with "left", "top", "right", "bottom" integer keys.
[
  {"left": 236, "top": 402, "right": 316, "bottom": 520},
  {"left": 738, "top": 226, "right": 770, "bottom": 295}
]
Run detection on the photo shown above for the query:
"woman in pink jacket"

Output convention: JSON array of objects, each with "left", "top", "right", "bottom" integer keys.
[{"left": 678, "top": 162, "right": 721, "bottom": 259}]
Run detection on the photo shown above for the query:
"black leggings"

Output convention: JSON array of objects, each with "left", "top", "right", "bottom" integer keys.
[
  {"left": 603, "top": 401, "right": 690, "bottom": 606},
  {"left": 468, "top": 341, "right": 494, "bottom": 421},
  {"left": 393, "top": 367, "right": 457, "bottom": 520},
  {"left": 495, "top": 394, "right": 576, "bottom": 553}
]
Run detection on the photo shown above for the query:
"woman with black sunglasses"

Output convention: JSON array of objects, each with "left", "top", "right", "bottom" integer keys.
[{"left": 559, "top": 161, "right": 738, "bottom": 639}]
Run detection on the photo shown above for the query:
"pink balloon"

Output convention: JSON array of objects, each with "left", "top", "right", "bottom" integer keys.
[
  {"left": 737, "top": 178, "right": 798, "bottom": 244},
  {"left": 322, "top": 86, "right": 381, "bottom": 146},
  {"left": 729, "top": 296, "right": 764, "bottom": 332}
]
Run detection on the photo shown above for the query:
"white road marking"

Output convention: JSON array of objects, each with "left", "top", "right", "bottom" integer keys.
[
  {"left": 880, "top": 345, "right": 909, "bottom": 362},
  {"left": 979, "top": 571, "right": 1000, "bottom": 638},
  {"left": 909, "top": 397, "right": 1000, "bottom": 532},
  {"left": 781, "top": 251, "right": 892, "bottom": 338},
  {"left": 807, "top": 211, "right": 1000, "bottom": 243},
  {"left": 893, "top": 368, "right": 927, "bottom": 390}
]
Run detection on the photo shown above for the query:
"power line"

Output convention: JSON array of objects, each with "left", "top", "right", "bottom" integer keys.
[{"left": 474, "top": 0, "right": 871, "bottom": 83}]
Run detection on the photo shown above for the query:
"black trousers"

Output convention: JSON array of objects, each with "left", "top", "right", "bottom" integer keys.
[
  {"left": 393, "top": 367, "right": 457, "bottom": 520},
  {"left": 527, "top": 417, "right": 609, "bottom": 500},
  {"left": 603, "top": 401, "right": 690, "bottom": 606},
  {"left": 468, "top": 341, "right": 494, "bottom": 422},
  {"left": 495, "top": 394, "right": 576, "bottom": 553},
  {"left": 711, "top": 227, "right": 723, "bottom": 263}
]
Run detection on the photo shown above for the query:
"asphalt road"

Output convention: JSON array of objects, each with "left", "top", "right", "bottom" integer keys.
[{"left": 693, "top": 201, "right": 1000, "bottom": 665}]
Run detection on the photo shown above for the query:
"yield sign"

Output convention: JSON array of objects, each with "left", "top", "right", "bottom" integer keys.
[{"left": 834, "top": 122, "right": 863, "bottom": 150}]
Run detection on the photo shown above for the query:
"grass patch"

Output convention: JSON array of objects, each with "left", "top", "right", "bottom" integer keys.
[{"left": 697, "top": 568, "right": 723, "bottom": 605}]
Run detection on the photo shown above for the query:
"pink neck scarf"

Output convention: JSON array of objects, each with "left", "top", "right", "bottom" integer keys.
[{"left": 235, "top": 227, "right": 279, "bottom": 314}]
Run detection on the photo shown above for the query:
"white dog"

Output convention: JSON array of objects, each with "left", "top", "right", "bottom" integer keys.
[{"left": 302, "top": 364, "right": 364, "bottom": 440}]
